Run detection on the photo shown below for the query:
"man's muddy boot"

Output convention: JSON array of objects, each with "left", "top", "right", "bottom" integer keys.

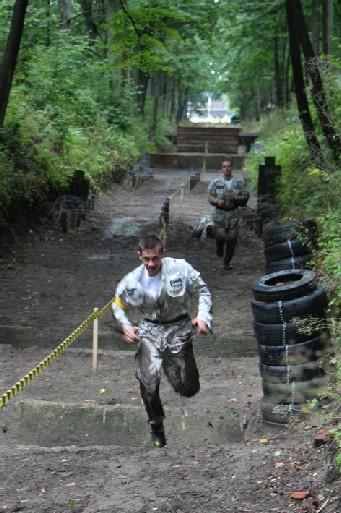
[
  {"left": 215, "top": 237, "right": 225, "bottom": 258},
  {"left": 150, "top": 422, "right": 167, "bottom": 448}
]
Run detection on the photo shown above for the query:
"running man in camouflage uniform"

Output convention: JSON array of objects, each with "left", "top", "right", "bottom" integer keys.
[
  {"left": 208, "top": 159, "right": 249, "bottom": 270},
  {"left": 112, "top": 234, "right": 212, "bottom": 447}
]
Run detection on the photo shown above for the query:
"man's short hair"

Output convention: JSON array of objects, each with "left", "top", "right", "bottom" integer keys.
[
  {"left": 138, "top": 234, "right": 164, "bottom": 253},
  {"left": 222, "top": 159, "right": 232, "bottom": 166}
]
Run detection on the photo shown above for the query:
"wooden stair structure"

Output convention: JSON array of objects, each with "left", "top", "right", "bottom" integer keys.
[{"left": 149, "top": 124, "right": 247, "bottom": 171}]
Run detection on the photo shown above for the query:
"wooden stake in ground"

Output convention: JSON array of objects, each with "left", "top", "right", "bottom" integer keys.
[{"left": 92, "top": 307, "right": 99, "bottom": 373}]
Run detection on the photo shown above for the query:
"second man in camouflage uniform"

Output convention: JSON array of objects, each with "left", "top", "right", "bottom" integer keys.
[{"left": 208, "top": 159, "right": 249, "bottom": 270}]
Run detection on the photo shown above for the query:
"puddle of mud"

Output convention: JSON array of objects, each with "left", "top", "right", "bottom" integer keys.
[{"left": 103, "top": 217, "right": 152, "bottom": 239}]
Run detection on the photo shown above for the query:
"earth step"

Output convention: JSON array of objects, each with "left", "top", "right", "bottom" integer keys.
[
  {"left": 0, "top": 399, "right": 245, "bottom": 447},
  {"left": 0, "top": 325, "right": 258, "bottom": 356},
  {"left": 149, "top": 153, "right": 245, "bottom": 170}
]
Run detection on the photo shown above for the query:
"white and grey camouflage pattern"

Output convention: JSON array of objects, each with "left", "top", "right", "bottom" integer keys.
[
  {"left": 112, "top": 258, "right": 210, "bottom": 425},
  {"left": 112, "top": 257, "right": 212, "bottom": 330}
]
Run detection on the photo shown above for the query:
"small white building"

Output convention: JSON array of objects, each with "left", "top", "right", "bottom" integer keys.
[{"left": 187, "top": 96, "right": 231, "bottom": 123}]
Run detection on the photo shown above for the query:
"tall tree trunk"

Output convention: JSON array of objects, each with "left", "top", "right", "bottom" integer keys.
[
  {"left": 78, "top": 0, "right": 98, "bottom": 39},
  {"left": 294, "top": 0, "right": 340, "bottom": 161},
  {"left": 150, "top": 76, "right": 159, "bottom": 137},
  {"left": 311, "top": 0, "right": 321, "bottom": 55},
  {"left": 0, "top": 0, "right": 29, "bottom": 127},
  {"left": 137, "top": 69, "right": 149, "bottom": 115},
  {"left": 284, "top": 39, "right": 291, "bottom": 106},
  {"left": 46, "top": 0, "right": 51, "bottom": 46},
  {"left": 177, "top": 88, "right": 187, "bottom": 123},
  {"left": 285, "top": 0, "right": 322, "bottom": 163},
  {"left": 58, "top": 0, "right": 72, "bottom": 28},
  {"left": 274, "top": 31, "right": 282, "bottom": 107},
  {"left": 169, "top": 77, "right": 176, "bottom": 121},
  {"left": 274, "top": 29, "right": 286, "bottom": 108},
  {"left": 105, "top": 0, "right": 121, "bottom": 96},
  {"left": 322, "top": 0, "right": 333, "bottom": 55}
]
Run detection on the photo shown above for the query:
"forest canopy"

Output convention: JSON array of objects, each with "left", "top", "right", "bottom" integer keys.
[{"left": 0, "top": 0, "right": 340, "bottom": 224}]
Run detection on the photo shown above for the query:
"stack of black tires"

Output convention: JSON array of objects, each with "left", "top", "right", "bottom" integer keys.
[
  {"left": 252, "top": 269, "right": 332, "bottom": 424},
  {"left": 264, "top": 220, "right": 317, "bottom": 274}
]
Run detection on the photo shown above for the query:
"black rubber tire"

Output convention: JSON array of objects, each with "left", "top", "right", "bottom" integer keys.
[
  {"left": 263, "top": 220, "right": 317, "bottom": 247},
  {"left": 258, "top": 331, "right": 331, "bottom": 366},
  {"left": 265, "top": 255, "right": 312, "bottom": 274},
  {"left": 260, "top": 359, "right": 325, "bottom": 383},
  {"left": 251, "top": 284, "right": 328, "bottom": 324},
  {"left": 252, "top": 269, "right": 317, "bottom": 303},
  {"left": 260, "top": 397, "right": 305, "bottom": 424},
  {"left": 262, "top": 376, "right": 329, "bottom": 403},
  {"left": 253, "top": 320, "right": 327, "bottom": 346},
  {"left": 265, "top": 239, "right": 311, "bottom": 263}
]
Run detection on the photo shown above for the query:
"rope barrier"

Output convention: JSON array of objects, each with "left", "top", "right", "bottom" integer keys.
[
  {"left": 0, "top": 297, "right": 114, "bottom": 409},
  {"left": 0, "top": 176, "right": 192, "bottom": 409}
]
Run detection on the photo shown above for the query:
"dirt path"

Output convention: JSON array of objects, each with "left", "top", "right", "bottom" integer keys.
[{"left": 0, "top": 172, "right": 339, "bottom": 513}]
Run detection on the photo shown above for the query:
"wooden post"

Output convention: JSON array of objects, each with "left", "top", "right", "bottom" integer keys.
[
  {"left": 180, "top": 183, "right": 185, "bottom": 202},
  {"left": 202, "top": 141, "right": 208, "bottom": 173},
  {"left": 92, "top": 307, "right": 99, "bottom": 374},
  {"left": 257, "top": 156, "right": 281, "bottom": 223}
]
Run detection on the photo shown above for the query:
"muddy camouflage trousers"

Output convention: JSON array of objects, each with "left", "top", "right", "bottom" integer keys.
[
  {"left": 214, "top": 209, "right": 240, "bottom": 266},
  {"left": 136, "top": 317, "right": 200, "bottom": 423}
]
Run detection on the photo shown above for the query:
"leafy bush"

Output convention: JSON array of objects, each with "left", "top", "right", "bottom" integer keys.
[
  {"left": 245, "top": 103, "right": 341, "bottom": 338},
  {"left": 0, "top": 149, "right": 14, "bottom": 224}
]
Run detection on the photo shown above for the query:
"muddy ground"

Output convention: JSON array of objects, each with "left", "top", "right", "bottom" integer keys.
[{"left": 0, "top": 171, "right": 340, "bottom": 513}]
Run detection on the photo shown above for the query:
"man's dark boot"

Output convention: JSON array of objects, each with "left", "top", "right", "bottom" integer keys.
[
  {"left": 150, "top": 422, "right": 167, "bottom": 448},
  {"left": 223, "top": 236, "right": 237, "bottom": 269}
]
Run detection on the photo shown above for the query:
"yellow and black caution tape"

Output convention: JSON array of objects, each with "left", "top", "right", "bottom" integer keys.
[
  {"left": 0, "top": 178, "right": 189, "bottom": 409},
  {"left": 0, "top": 297, "right": 114, "bottom": 409}
]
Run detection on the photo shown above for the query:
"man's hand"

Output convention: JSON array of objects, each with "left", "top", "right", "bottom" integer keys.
[
  {"left": 122, "top": 326, "right": 139, "bottom": 344},
  {"left": 216, "top": 199, "right": 225, "bottom": 207},
  {"left": 192, "top": 318, "right": 210, "bottom": 335}
]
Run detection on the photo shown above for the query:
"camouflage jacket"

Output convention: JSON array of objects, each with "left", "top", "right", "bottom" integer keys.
[
  {"left": 208, "top": 176, "right": 249, "bottom": 211},
  {"left": 112, "top": 257, "right": 212, "bottom": 329}
]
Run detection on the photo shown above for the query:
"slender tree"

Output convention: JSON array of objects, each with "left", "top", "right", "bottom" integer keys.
[
  {"left": 293, "top": 0, "right": 340, "bottom": 161},
  {"left": 0, "top": 0, "right": 29, "bottom": 126},
  {"left": 78, "top": 0, "right": 99, "bottom": 40},
  {"left": 322, "top": 0, "right": 333, "bottom": 55},
  {"left": 285, "top": 0, "right": 322, "bottom": 163},
  {"left": 58, "top": 0, "right": 72, "bottom": 28}
]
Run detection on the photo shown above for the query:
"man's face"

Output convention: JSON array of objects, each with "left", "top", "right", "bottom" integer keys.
[
  {"left": 222, "top": 161, "right": 232, "bottom": 180},
  {"left": 138, "top": 247, "right": 164, "bottom": 276}
]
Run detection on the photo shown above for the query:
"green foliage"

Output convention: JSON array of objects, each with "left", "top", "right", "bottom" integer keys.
[
  {"left": 246, "top": 104, "right": 341, "bottom": 416},
  {"left": 0, "top": 147, "right": 13, "bottom": 224},
  {"left": 107, "top": 5, "right": 185, "bottom": 75},
  {"left": 0, "top": 23, "right": 152, "bottom": 225}
]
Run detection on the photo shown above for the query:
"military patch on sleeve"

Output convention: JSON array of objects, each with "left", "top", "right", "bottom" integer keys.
[{"left": 170, "top": 278, "right": 183, "bottom": 289}]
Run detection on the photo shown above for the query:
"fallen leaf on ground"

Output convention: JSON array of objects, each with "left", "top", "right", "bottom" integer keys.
[{"left": 290, "top": 490, "right": 310, "bottom": 500}]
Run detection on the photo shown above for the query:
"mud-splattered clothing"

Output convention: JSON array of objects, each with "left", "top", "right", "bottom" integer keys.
[
  {"left": 208, "top": 176, "right": 249, "bottom": 267},
  {"left": 112, "top": 257, "right": 212, "bottom": 423},
  {"left": 112, "top": 257, "right": 212, "bottom": 330}
]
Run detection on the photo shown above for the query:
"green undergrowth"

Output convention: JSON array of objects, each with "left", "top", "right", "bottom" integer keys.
[
  {"left": 245, "top": 106, "right": 341, "bottom": 452},
  {"left": 235, "top": 101, "right": 340, "bottom": 444},
  {"left": 245, "top": 107, "right": 341, "bottom": 315},
  {"left": 0, "top": 96, "right": 151, "bottom": 225},
  {"left": 0, "top": 36, "right": 159, "bottom": 226}
]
